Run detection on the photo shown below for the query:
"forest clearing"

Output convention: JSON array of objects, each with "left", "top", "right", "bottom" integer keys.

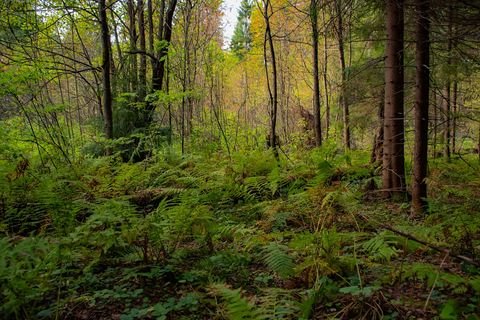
[{"left": 1, "top": 0, "right": 480, "bottom": 319}]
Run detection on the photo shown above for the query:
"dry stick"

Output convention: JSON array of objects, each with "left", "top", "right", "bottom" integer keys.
[
  {"left": 357, "top": 213, "right": 480, "bottom": 267},
  {"left": 424, "top": 252, "right": 449, "bottom": 312}
]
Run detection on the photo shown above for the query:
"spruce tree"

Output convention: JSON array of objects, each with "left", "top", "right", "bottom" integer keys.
[{"left": 230, "top": 0, "right": 253, "bottom": 58}]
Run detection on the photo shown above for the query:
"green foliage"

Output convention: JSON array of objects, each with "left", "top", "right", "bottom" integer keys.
[
  {"left": 261, "top": 243, "right": 295, "bottom": 279},
  {"left": 1, "top": 144, "right": 480, "bottom": 318},
  {"left": 361, "top": 232, "right": 399, "bottom": 262},
  {"left": 230, "top": 0, "right": 253, "bottom": 58},
  {"left": 0, "top": 237, "right": 58, "bottom": 318},
  {"left": 210, "top": 284, "right": 259, "bottom": 320}
]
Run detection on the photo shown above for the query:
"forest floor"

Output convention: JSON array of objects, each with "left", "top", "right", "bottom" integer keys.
[{"left": 1, "top": 148, "right": 480, "bottom": 319}]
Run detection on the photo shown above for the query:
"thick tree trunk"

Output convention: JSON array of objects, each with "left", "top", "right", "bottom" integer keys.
[
  {"left": 310, "top": 0, "right": 322, "bottom": 147},
  {"left": 383, "top": 0, "right": 406, "bottom": 199},
  {"left": 99, "top": 0, "right": 113, "bottom": 140},
  {"left": 412, "top": 0, "right": 430, "bottom": 214}
]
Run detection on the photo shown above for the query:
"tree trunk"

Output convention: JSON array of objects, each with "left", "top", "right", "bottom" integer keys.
[
  {"left": 310, "top": 0, "right": 322, "bottom": 147},
  {"left": 383, "top": 0, "right": 406, "bottom": 199},
  {"left": 138, "top": 0, "right": 147, "bottom": 101},
  {"left": 263, "top": 0, "right": 278, "bottom": 154},
  {"left": 444, "top": 6, "right": 453, "bottom": 160},
  {"left": 145, "top": 0, "right": 177, "bottom": 123},
  {"left": 371, "top": 89, "right": 385, "bottom": 164},
  {"left": 452, "top": 81, "right": 457, "bottom": 154},
  {"left": 412, "top": 0, "right": 430, "bottom": 215},
  {"left": 147, "top": 0, "right": 155, "bottom": 70},
  {"left": 127, "top": 0, "right": 138, "bottom": 93},
  {"left": 99, "top": 0, "right": 113, "bottom": 140},
  {"left": 443, "top": 85, "right": 451, "bottom": 159},
  {"left": 322, "top": 9, "right": 330, "bottom": 139},
  {"left": 335, "top": 0, "right": 350, "bottom": 149}
]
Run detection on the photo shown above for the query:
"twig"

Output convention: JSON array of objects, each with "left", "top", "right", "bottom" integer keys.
[{"left": 424, "top": 252, "right": 449, "bottom": 312}]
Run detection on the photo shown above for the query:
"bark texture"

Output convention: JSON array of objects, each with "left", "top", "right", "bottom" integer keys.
[
  {"left": 99, "top": 0, "right": 113, "bottom": 140},
  {"left": 412, "top": 0, "right": 430, "bottom": 214},
  {"left": 382, "top": 0, "right": 406, "bottom": 199}
]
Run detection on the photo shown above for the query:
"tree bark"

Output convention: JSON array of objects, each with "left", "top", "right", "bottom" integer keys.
[
  {"left": 263, "top": 0, "right": 279, "bottom": 154},
  {"left": 412, "top": 0, "right": 430, "bottom": 214},
  {"left": 138, "top": 0, "right": 147, "bottom": 100},
  {"left": 310, "top": 0, "right": 322, "bottom": 147},
  {"left": 147, "top": 0, "right": 155, "bottom": 70},
  {"left": 322, "top": 9, "right": 330, "bottom": 139},
  {"left": 146, "top": 0, "right": 177, "bottom": 123},
  {"left": 335, "top": 0, "right": 350, "bottom": 149},
  {"left": 99, "top": 0, "right": 113, "bottom": 140},
  {"left": 452, "top": 81, "right": 458, "bottom": 154},
  {"left": 444, "top": 6, "right": 453, "bottom": 160},
  {"left": 127, "top": 0, "right": 138, "bottom": 93},
  {"left": 382, "top": 0, "right": 406, "bottom": 199},
  {"left": 371, "top": 89, "right": 385, "bottom": 164}
]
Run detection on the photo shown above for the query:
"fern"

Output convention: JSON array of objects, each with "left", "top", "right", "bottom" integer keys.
[
  {"left": 210, "top": 284, "right": 299, "bottom": 320},
  {"left": 262, "top": 243, "right": 295, "bottom": 279},
  {"left": 361, "top": 232, "right": 399, "bottom": 262},
  {"left": 210, "top": 284, "right": 259, "bottom": 320},
  {"left": 257, "top": 288, "right": 299, "bottom": 319}
]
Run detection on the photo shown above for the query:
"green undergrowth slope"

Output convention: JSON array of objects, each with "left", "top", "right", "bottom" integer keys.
[{"left": 1, "top": 148, "right": 480, "bottom": 320}]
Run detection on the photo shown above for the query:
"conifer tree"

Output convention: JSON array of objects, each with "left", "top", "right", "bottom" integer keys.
[{"left": 230, "top": 0, "right": 253, "bottom": 58}]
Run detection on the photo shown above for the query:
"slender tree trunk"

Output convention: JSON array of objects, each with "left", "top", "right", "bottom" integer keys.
[
  {"left": 99, "top": 0, "right": 113, "bottom": 141},
  {"left": 412, "top": 0, "right": 430, "bottom": 214},
  {"left": 322, "top": 9, "right": 330, "bottom": 139},
  {"left": 138, "top": 0, "right": 147, "bottom": 100},
  {"left": 166, "top": 55, "right": 172, "bottom": 145},
  {"left": 152, "top": 0, "right": 177, "bottom": 92},
  {"left": 144, "top": 0, "right": 177, "bottom": 123},
  {"left": 383, "top": 0, "right": 406, "bottom": 199},
  {"left": 452, "top": 81, "right": 458, "bottom": 154},
  {"left": 444, "top": 85, "right": 451, "bottom": 159},
  {"left": 335, "top": 0, "right": 350, "bottom": 149},
  {"left": 371, "top": 89, "right": 385, "bottom": 164},
  {"left": 444, "top": 6, "right": 453, "bottom": 160},
  {"left": 127, "top": 0, "right": 138, "bottom": 93},
  {"left": 310, "top": 0, "right": 322, "bottom": 146},
  {"left": 263, "top": 0, "right": 278, "bottom": 154},
  {"left": 147, "top": 0, "right": 155, "bottom": 70},
  {"left": 433, "top": 90, "right": 438, "bottom": 158}
]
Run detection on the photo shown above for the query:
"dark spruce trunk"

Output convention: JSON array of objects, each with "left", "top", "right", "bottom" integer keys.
[
  {"left": 412, "top": 0, "right": 430, "bottom": 214},
  {"left": 382, "top": 0, "right": 406, "bottom": 199}
]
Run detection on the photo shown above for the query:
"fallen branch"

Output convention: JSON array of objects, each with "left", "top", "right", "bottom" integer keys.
[{"left": 357, "top": 213, "right": 480, "bottom": 267}]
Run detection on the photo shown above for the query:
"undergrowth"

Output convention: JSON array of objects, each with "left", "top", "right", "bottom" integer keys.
[{"left": 1, "top": 148, "right": 480, "bottom": 319}]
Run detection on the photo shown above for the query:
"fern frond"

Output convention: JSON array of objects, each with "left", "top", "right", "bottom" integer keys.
[
  {"left": 262, "top": 243, "right": 295, "bottom": 279},
  {"left": 257, "top": 288, "right": 299, "bottom": 319},
  {"left": 210, "top": 284, "right": 259, "bottom": 320},
  {"left": 361, "top": 232, "right": 399, "bottom": 262}
]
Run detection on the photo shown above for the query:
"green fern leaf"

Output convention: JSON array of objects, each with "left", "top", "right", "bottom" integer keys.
[{"left": 262, "top": 243, "right": 295, "bottom": 279}]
